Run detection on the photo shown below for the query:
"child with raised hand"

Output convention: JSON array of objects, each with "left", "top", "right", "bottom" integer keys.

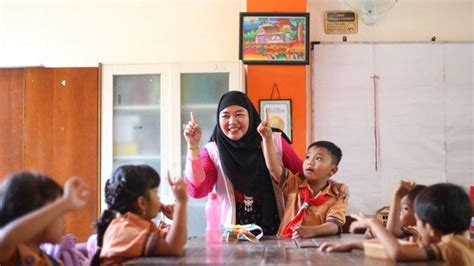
[
  {"left": 92, "top": 164, "right": 187, "bottom": 266},
  {"left": 257, "top": 111, "right": 348, "bottom": 239},
  {"left": 346, "top": 183, "right": 474, "bottom": 264},
  {"left": 320, "top": 180, "right": 426, "bottom": 252},
  {"left": 0, "top": 172, "right": 89, "bottom": 265},
  {"left": 386, "top": 181, "right": 426, "bottom": 240}
]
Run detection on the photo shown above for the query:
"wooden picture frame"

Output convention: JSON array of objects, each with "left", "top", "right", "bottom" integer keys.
[{"left": 239, "top": 12, "right": 310, "bottom": 65}]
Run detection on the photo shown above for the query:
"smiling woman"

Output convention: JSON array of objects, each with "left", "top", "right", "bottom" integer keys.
[
  {"left": 218, "top": 105, "right": 250, "bottom": 141},
  {"left": 182, "top": 91, "right": 303, "bottom": 235}
]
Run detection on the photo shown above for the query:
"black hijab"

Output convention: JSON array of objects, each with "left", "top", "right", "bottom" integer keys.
[{"left": 210, "top": 91, "right": 278, "bottom": 228}]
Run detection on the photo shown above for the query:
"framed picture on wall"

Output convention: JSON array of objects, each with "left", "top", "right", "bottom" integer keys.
[
  {"left": 239, "top": 12, "right": 310, "bottom": 65},
  {"left": 259, "top": 99, "right": 292, "bottom": 142}
]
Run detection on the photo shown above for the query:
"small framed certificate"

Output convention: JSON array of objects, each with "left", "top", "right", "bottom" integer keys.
[{"left": 259, "top": 99, "right": 292, "bottom": 142}]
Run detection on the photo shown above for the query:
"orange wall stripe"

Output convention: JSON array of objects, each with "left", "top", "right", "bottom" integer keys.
[
  {"left": 246, "top": 0, "right": 307, "bottom": 157},
  {"left": 247, "top": 0, "right": 306, "bottom": 12},
  {"left": 247, "top": 66, "right": 306, "bottom": 157}
]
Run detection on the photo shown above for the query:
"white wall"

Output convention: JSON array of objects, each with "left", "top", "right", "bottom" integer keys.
[
  {"left": 313, "top": 43, "right": 473, "bottom": 214},
  {"left": 1, "top": 0, "right": 472, "bottom": 67},
  {"left": 309, "top": 0, "right": 473, "bottom": 42},
  {"left": 0, "top": 0, "right": 246, "bottom": 67}
]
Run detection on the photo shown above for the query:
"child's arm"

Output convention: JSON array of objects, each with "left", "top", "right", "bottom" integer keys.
[
  {"left": 350, "top": 213, "right": 428, "bottom": 261},
  {"left": 0, "top": 177, "right": 89, "bottom": 262},
  {"left": 292, "top": 222, "right": 339, "bottom": 238},
  {"left": 364, "top": 227, "right": 375, "bottom": 239},
  {"left": 257, "top": 110, "right": 283, "bottom": 183},
  {"left": 155, "top": 172, "right": 188, "bottom": 256},
  {"left": 386, "top": 180, "right": 416, "bottom": 236},
  {"left": 319, "top": 241, "right": 364, "bottom": 252}
]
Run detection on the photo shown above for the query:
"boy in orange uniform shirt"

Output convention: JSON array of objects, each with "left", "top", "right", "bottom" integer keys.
[{"left": 258, "top": 114, "right": 348, "bottom": 238}]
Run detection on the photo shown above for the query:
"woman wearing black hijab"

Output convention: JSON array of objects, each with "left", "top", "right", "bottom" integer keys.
[{"left": 183, "top": 91, "right": 302, "bottom": 235}]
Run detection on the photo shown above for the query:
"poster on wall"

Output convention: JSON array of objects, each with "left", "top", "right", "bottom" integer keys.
[
  {"left": 239, "top": 12, "right": 310, "bottom": 65},
  {"left": 259, "top": 99, "right": 292, "bottom": 142}
]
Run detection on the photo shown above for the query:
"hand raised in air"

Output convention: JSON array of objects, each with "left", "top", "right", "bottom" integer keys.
[
  {"left": 257, "top": 109, "right": 273, "bottom": 140},
  {"left": 63, "top": 176, "right": 90, "bottom": 211},
  {"left": 183, "top": 112, "right": 202, "bottom": 149},
  {"left": 166, "top": 171, "right": 188, "bottom": 203}
]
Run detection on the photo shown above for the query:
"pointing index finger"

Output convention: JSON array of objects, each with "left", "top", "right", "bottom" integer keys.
[
  {"left": 265, "top": 109, "right": 269, "bottom": 122},
  {"left": 190, "top": 112, "right": 196, "bottom": 123}
]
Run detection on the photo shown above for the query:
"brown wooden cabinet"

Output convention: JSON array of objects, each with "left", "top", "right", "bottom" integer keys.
[
  {"left": 0, "top": 67, "right": 99, "bottom": 242},
  {"left": 0, "top": 69, "right": 25, "bottom": 177}
]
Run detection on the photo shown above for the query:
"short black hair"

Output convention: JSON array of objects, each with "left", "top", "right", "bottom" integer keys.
[
  {"left": 405, "top": 184, "right": 427, "bottom": 203},
  {"left": 307, "top": 141, "right": 342, "bottom": 166},
  {"left": 0, "top": 172, "right": 63, "bottom": 227},
  {"left": 414, "top": 183, "right": 471, "bottom": 234}
]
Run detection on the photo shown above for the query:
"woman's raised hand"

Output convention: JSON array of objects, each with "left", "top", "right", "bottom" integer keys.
[
  {"left": 183, "top": 112, "right": 202, "bottom": 148},
  {"left": 257, "top": 109, "right": 272, "bottom": 140}
]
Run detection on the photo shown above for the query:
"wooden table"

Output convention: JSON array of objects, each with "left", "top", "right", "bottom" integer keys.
[{"left": 124, "top": 234, "right": 445, "bottom": 265}]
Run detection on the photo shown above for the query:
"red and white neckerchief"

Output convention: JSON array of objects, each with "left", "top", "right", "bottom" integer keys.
[{"left": 280, "top": 187, "right": 329, "bottom": 238}]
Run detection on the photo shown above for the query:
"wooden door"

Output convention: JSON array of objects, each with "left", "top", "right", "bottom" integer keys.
[
  {"left": 24, "top": 67, "right": 99, "bottom": 242},
  {"left": 0, "top": 69, "right": 25, "bottom": 180}
]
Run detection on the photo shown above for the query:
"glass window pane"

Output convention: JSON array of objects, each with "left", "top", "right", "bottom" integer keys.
[
  {"left": 113, "top": 110, "right": 161, "bottom": 156},
  {"left": 180, "top": 72, "right": 229, "bottom": 236},
  {"left": 112, "top": 74, "right": 161, "bottom": 177},
  {"left": 180, "top": 73, "right": 229, "bottom": 160},
  {"left": 114, "top": 75, "right": 161, "bottom": 106}
]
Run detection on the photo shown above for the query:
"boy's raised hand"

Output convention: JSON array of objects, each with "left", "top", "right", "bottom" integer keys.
[
  {"left": 167, "top": 171, "right": 188, "bottom": 203},
  {"left": 183, "top": 112, "right": 201, "bottom": 148},
  {"left": 395, "top": 180, "right": 416, "bottom": 198},
  {"left": 257, "top": 109, "right": 273, "bottom": 140},
  {"left": 63, "top": 176, "right": 89, "bottom": 211}
]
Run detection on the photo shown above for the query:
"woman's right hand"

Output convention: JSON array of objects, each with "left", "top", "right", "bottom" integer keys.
[{"left": 183, "top": 112, "right": 202, "bottom": 148}]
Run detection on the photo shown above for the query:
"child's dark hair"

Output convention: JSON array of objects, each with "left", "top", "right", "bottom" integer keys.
[
  {"left": 405, "top": 184, "right": 427, "bottom": 203},
  {"left": 307, "top": 141, "right": 343, "bottom": 166},
  {"left": 92, "top": 164, "right": 160, "bottom": 266},
  {"left": 0, "top": 172, "right": 63, "bottom": 227},
  {"left": 414, "top": 183, "right": 471, "bottom": 235}
]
